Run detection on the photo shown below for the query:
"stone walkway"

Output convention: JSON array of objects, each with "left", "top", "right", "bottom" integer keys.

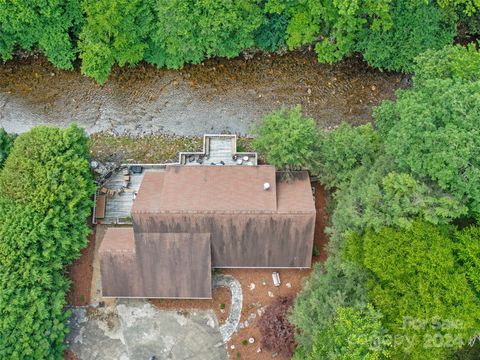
[
  {"left": 213, "top": 274, "right": 243, "bottom": 342},
  {"left": 66, "top": 300, "right": 227, "bottom": 360}
]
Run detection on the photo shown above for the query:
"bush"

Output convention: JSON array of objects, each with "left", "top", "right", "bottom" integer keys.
[
  {"left": 259, "top": 296, "right": 296, "bottom": 357},
  {"left": 0, "top": 125, "right": 95, "bottom": 359},
  {"left": 252, "top": 105, "right": 320, "bottom": 175}
]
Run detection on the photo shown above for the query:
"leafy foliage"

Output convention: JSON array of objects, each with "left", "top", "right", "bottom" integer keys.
[
  {"left": 254, "top": 11, "right": 289, "bottom": 51},
  {"left": 0, "top": 125, "right": 94, "bottom": 359},
  {"left": 352, "top": 220, "right": 480, "bottom": 359},
  {"left": 252, "top": 106, "right": 320, "bottom": 175},
  {"left": 295, "top": 305, "right": 391, "bottom": 360},
  {"left": 258, "top": 297, "right": 296, "bottom": 357},
  {"left": 290, "top": 254, "right": 368, "bottom": 351},
  {"left": 0, "top": 129, "right": 16, "bottom": 169},
  {"left": 454, "top": 225, "right": 480, "bottom": 294},
  {"left": 358, "top": 1, "right": 456, "bottom": 72},
  {"left": 0, "top": 0, "right": 83, "bottom": 69},
  {"left": 79, "top": 0, "right": 154, "bottom": 83},
  {"left": 375, "top": 80, "right": 480, "bottom": 215},
  {"left": 413, "top": 43, "right": 480, "bottom": 85},
  {"left": 318, "top": 123, "right": 380, "bottom": 189},
  {"left": 145, "top": 0, "right": 263, "bottom": 69}
]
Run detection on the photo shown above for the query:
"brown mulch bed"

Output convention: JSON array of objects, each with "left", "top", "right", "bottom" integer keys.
[
  {"left": 66, "top": 221, "right": 96, "bottom": 306},
  {"left": 314, "top": 181, "right": 330, "bottom": 261},
  {"left": 150, "top": 285, "right": 232, "bottom": 325}
]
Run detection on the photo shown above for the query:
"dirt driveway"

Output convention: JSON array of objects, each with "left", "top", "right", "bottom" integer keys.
[
  {"left": 0, "top": 52, "right": 405, "bottom": 136},
  {"left": 66, "top": 300, "right": 227, "bottom": 360}
]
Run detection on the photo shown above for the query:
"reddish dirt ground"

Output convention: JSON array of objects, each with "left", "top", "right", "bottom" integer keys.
[
  {"left": 313, "top": 182, "right": 330, "bottom": 261},
  {"left": 66, "top": 222, "right": 96, "bottom": 306},
  {"left": 150, "top": 286, "right": 232, "bottom": 325}
]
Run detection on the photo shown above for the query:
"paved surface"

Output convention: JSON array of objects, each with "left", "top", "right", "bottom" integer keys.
[
  {"left": 66, "top": 300, "right": 227, "bottom": 360},
  {"left": 213, "top": 275, "right": 243, "bottom": 342}
]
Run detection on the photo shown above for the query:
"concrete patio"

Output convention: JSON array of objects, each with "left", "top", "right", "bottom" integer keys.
[{"left": 66, "top": 300, "right": 227, "bottom": 360}]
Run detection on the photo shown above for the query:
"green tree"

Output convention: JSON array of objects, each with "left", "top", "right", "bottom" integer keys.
[
  {"left": 79, "top": 0, "right": 154, "bottom": 83},
  {"left": 0, "top": 125, "right": 94, "bottom": 359},
  {"left": 253, "top": 105, "right": 320, "bottom": 175},
  {"left": 295, "top": 305, "right": 391, "bottom": 360},
  {"left": 0, "top": 0, "right": 82, "bottom": 69},
  {"left": 455, "top": 225, "right": 480, "bottom": 294},
  {"left": 413, "top": 43, "right": 480, "bottom": 86},
  {"left": 354, "top": 220, "right": 480, "bottom": 359},
  {"left": 290, "top": 254, "right": 368, "bottom": 351},
  {"left": 358, "top": 1, "right": 456, "bottom": 72},
  {"left": 375, "top": 80, "right": 480, "bottom": 215},
  {"left": 318, "top": 123, "right": 381, "bottom": 189},
  {"left": 0, "top": 129, "right": 16, "bottom": 169},
  {"left": 145, "top": 0, "right": 263, "bottom": 69}
]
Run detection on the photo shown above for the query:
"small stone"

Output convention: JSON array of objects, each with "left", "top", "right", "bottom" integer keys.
[
  {"left": 248, "top": 337, "right": 255, "bottom": 344},
  {"left": 272, "top": 352, "right": 278, "bottom": 358},
  {"left": 244, "top": 320, "right": 249, "bottom": 328},
  {"left": 307, "top": 88, "right": 312, "bottom": 95},
  {"left": 262, "top": 281, "right": 267, "bottom": 286},
  {"left": 257, "top": 348, "right": 262, "bottom": 353},
  {"left": 268, "top": 291, "right": 274, "bottom": 298},
  {"left": 249, "top": 283, "right": 256, "bottom": 291},
  {"left": 371, "top": 85, "right": 376, "bottom": 91},
  {"left": 286, "top": 282, "right": 292, "bottom": 288},
  {"left": 231, "top": 345, "right": 235, "bottom": 350}
]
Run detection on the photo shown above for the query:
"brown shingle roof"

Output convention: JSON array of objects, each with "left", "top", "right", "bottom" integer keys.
[
  {"left": 132, "top": 166, "right": 277, "bottom": 214},
  {"left": 276, "top": 172, "right": 316, "bottom": 213},
  {"left": 100, "top": 230, "right": 212, "bottom": 298}
]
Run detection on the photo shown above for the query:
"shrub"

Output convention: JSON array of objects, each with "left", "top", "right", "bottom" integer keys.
[
  {"left": 413, "top": 43, "right": 480, "bottom": 86},
  {"left": 259, "top": 296, "right": 296, "bottom": 357}
]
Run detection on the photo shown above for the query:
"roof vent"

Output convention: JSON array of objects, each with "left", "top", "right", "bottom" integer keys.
[{"left": 263, "top": 182, "right": 271, "bottom": 191}]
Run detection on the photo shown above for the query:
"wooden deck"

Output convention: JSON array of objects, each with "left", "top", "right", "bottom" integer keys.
[
  {"left": 95, "top": 165, "right": 166, "bottom": 224},
  {"left": 181, "top": 135, "right": 257, "bottom": 166}
]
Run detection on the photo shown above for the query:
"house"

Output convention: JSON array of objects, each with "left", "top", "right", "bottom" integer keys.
[{"left": 98, "top": 135, "right": 316, "bottom": 299}]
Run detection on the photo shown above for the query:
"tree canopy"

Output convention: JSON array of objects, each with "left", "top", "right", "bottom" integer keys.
[
  {"left": 253, "top": 106, "right": 320, "bottom": 176},
  {"left": 1, "top": 0, "right": 479, "bottom": 82},
  {"left": 0, "top": 125, "right": 94, "bottom": 359},
  {"left": 350, "top": 220, "right": 480, "bottom": 359}
]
